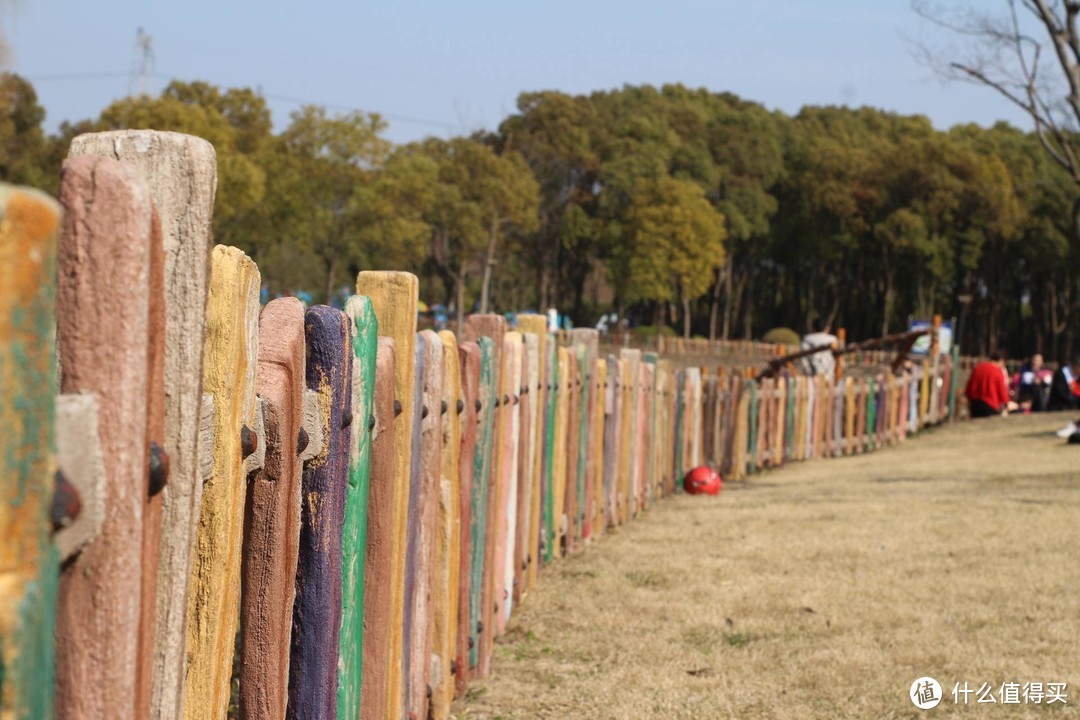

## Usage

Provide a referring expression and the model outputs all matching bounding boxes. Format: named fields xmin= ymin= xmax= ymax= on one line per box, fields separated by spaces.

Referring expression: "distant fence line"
xmin=0 ymin=129 xmax=962 ymax=720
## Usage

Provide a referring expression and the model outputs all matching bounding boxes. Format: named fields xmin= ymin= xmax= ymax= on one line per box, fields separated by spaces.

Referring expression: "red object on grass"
xmin=684 ymin=466 xmax=722 ymax=495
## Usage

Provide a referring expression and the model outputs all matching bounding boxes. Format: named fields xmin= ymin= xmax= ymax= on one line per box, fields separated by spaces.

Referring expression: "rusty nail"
xmin=451 ymin=660 xmax=459 ymax=675
xmin=457 ymin=398 xmax=465 ymax=414
xmin=394 ymin=400 xmax=403 ymax=417
xmin=241 ymin=425 xmax=258 ymax=459
xmin=477 ymin=621 xmax=484 ymax=635
xmin=503 ymin=394 xmax=510 ymax=405
xmin=148 ymin=441 xmax=169 ymax=496
xmin=52 ymin=470 xmax=81 ymax=532
xmin=368 ymin=414 xmax=376 ymax=432
xmin=468 ymin=637 xmax=475 ymax=649
xmin=421 ymin=405 xmax=429 ymax=420
xmin=441 ymin=400 xmax=448 ymax=415
xmin=297 ymin=427 xmax=309 ymax=456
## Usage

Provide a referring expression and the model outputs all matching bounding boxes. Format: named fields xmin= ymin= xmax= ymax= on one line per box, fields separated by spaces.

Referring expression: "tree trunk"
xmin=324 ymin=253 xmax=337 ymax=306
xmin=682 ymin=293 xmax=691 ymax=339
xmin=708 ymin=266 xmax=723 ymax=341
xmin=722 ymin=261 xmax=734 ymax=340
xmin=455 ymin=273 xmax=466 ymax=333
xmin=479 ymin=221 xmax=498 ymax=314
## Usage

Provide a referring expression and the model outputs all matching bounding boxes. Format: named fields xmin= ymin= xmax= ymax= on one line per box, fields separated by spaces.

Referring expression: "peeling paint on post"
xmin=496 ymin=333 xmax=521 ymax=631
xmin=355 ymin=271 xmax=417 ymax=720
xmin=431 ymin=330 xmax=461 ymax=719
xmin=454 ymin=341 xmax=480 ymax=697
xmin=289 ymin=306 xmax=352 ymax=720
xmin=0 ymin=184 xmax=60 ymax=720
xmin=405 ymin=330 xmax=442 ymax=720
xmin=337 ymin=297 xmax=377 ymax=720
xmin=515 ymin=314 xmax=546 ymax=592
xmin=240 ymin=297 xmax=305 ymax=720
xmin=360 ymin=338 xmax=395 ymax=720
xmin=466 ymin=338 xmax=495 ymax=673
xmin=55 ymin=157 xmax=152 ymax=720
xmin=68 ymin=131 xmax=215 ymax=720
xmin=184 ymin=245 xmax=259 ymax=720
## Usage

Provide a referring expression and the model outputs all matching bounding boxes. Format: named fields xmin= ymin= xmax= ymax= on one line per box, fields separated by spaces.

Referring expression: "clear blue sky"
xmin=6 ymin=0 xmax=1031 ymax=144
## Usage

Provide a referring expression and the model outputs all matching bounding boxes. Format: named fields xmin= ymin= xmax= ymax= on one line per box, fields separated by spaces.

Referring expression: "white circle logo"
xmin=910 ymin=677 xmax=943 ymax=709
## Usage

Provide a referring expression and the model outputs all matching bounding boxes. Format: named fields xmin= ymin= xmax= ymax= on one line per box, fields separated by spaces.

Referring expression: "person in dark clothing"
xmin=1047 ymin=358 xmax=1080 ymax=412
xmin=964 ymin=353 xmax=1015 ymax=418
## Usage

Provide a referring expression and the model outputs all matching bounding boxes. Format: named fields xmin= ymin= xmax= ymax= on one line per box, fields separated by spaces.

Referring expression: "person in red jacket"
xmin=965 ymin=353 xmax=1017 ymax=418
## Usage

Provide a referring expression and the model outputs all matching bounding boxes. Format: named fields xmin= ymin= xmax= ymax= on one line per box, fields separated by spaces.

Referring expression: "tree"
xmin=0 ymin=73 xmax=52 ymax=191
xmin=615 ymin=176 xmax=727 ymax=338
xmin=415 ymin=137 xmax=539 ymax=326
xmin=914 ymin=0 xmax=1080 ymax=240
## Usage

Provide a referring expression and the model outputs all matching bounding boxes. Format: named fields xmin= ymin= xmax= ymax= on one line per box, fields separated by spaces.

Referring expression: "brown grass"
xmin=454 ymin=413 xmax=1080 ymax=719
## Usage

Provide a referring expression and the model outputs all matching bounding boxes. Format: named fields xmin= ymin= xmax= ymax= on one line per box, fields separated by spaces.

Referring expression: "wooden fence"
xmin=0 ymin=130 xmax=961 ymax=720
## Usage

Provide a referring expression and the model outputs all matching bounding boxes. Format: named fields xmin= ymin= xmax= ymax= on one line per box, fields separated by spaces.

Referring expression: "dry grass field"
xmin=454 ymin=413 xmax=1080 ymax=719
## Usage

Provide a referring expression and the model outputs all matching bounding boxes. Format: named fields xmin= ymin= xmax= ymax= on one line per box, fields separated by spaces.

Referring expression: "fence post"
xmin=361 ymin=338 xmax=397 ymax=720
xmin=182 ymin=246 xmax=260 ymax=720
xmin=69 ymin=130 xmax=217 ymax=720
xmin=512 ymin=336 xmax=531 ymax=604
xmin=516 ymin=315 xmax=547 ymax=590
xmin=495 ymin=333 xmax=521 ymax=630
xmin=239 ymin=297 xmax=305 ymax=720
xmin=338 ymin=296 xmax=378 ymax=720
xmin=466 ymin=337 xmax=495 ymax=675
xmin=454 ymin=341 xmax=480 ymax=699
xmin=54 ymin=157 xmax=153 ymax=720
xmin=432 ymin=330 xmax=461 ymax=720
xmin=355 ymin=271 xmax=417 ymax=720
xmin=562 ymin=348 xmax=580 ymax=552
xmin=1 ymin=184 xmax=60 ymax=720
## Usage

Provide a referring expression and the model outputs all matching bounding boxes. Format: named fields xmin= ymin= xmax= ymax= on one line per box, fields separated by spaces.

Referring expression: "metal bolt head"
xmin=241 ymin=425 xmax=258 ymax=459
xmin=52 ymin=470 xmax=81 ymax=532
xmin=441 ymin=400 xmax=448 ymax=415
xmin=368 ymin=414 xmax=376 ymax=432
xmin=456 ymin=398 xmax=465 ymax=414
xmin=297 ymin=427 xmax=309 ymax=456
xmin=394 ymin=400 xmax=403 ymax=417
xmin=148 ymin=441 xmax=169 ymax=496
xmin=421 ymin=405 xmax=429 ymax=420
xmin=475 ymin=399 xmax=482 ymax=413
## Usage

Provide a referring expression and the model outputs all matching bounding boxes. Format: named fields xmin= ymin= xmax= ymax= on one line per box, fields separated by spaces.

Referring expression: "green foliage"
xmin=11 ymin=76 xmax=1080 ymax=355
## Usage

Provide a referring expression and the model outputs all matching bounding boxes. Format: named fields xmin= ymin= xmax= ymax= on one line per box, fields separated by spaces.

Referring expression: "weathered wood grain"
xmin=406 ymin=330 xmax=442 ymax=720
xmin=496 ymin=333 xmax=521 ymax=631
xmin=354 ymin=271 xmax=417 ymax=720
xmin=55 ymin=157 xmax=151 ymax=720
xmin=515 ymin=315 xmax=546 ymax=592
xmin=461 ymin=316 xmax=504 ymax=679
xmin=184 ymin=245 xmax=259 ymax=720
xmin=552 ymin=348 xmax=571 ymax=552
xmin=617 ymin=358 xmax=631 ymax=520
xmin=455 ymin=341 xmax=480 ymax=692
xmin=239 ymin=297 xmax=305 ymax=720
xmin=137 ymin=208 xmax=167 ymax=720
xmin=432 ymin=330 xmax=462 ymax=719
xmin=361 ymin=338 xmax=396 ymax=720
xmin=0 ymin=184 xmax=60 ymax=720
xmin=401 ymin=336 xmax=425 ymax=713
xmin=289 ymin=306 xmax=352 ymax=720
xmin=513 ymin=336 xmax=532 ymax=604
xmin=467 ymin=337 xmax=496 ymax=674
xmin=68 ymin=131 xmax=216 ymax=720
xmin=570 ymin=330 xmax=598 ymax=541
xmin=619 ymin=349 xmax=640 ymax=520
xmin=562 ymin=352 xmax=580 ymax=553
xmin=338 ymin=296 xmax=377 ymax=720
xmin=540 ymin=339 xmax=558 ymax=561
xmin=591 ymin=359 xmax=607 ymax=533
xmin=602 ymin=356 xmax=618 ymax=527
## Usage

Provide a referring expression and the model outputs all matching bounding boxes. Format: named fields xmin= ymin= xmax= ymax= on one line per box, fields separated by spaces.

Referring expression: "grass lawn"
xmin=455 ymin=413 xmax=1080 ymax=718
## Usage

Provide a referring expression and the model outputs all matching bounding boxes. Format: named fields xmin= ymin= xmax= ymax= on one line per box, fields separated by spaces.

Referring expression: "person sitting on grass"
xmin=1047 ymin=357 xmax=1080 ymax=412
xmin=964 ymin=352 xmax=1017 ymax=418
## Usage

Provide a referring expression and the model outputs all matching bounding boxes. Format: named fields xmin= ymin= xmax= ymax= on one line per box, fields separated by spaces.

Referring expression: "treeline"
xmin=3 ymin=74 xmax=1077 ymax=358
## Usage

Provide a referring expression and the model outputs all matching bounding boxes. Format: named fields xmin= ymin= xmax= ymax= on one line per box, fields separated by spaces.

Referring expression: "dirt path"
xmin=454 ymin=414 xmax=1080 ymax=719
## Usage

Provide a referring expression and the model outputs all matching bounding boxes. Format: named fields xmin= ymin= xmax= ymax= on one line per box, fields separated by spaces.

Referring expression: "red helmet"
xmin=684 ymin=465 xmax=722 ymax=495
